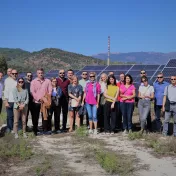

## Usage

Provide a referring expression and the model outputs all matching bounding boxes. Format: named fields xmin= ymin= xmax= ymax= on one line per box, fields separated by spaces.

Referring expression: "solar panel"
xmin=105 ymin=65 xmax=133 ymax=71
xmin=166 ymin=59 xmax=176 ymax=67
xmin=131 ymin=65 xmax=146 ymax=70
xmin=128 ymin=71 xmax=140 ymax=76
xmin=158 ymin=65 xmax=165 ymax=71
xmin=49 ymin=70 xmax=59 ymax=73
xmin=162 ymin=68 xmax=176 ymax=77
xmin=144 ymin=65 xmax=160 ymax=70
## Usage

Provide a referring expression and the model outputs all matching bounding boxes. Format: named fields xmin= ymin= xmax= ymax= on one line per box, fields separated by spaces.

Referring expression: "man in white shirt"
xmin=4 ymin=69 xmax=18 ymax=132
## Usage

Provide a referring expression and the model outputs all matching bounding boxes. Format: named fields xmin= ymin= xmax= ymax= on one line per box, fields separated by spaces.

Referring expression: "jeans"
xmin=155 ymin=104 xmax=162 ymax=132
xmin=48 ymin=104 xmax=60 ymax=131
xmin=138 ymin=99 xmax=151 ymax=129
xmin=58 ymin=96 xmax=68 ymax=130
xmin=120 ymin=102 xmax=134 ymax=130
xmin=86 ymin=103 xmax=97 ymax=122
xmin=0 ymin=98 xmax=2 ymax=114
xmin=104 ymin=101 xmax=117 ymax=132
xmin=6 ymin=102 xmax=14 ymax=131
xmin=163 ymin=104 xmax=176 ymax=136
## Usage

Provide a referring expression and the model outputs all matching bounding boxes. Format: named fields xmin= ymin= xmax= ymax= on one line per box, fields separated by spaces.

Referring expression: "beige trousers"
xmin=13 ymin=106 xmax=28 ymax=133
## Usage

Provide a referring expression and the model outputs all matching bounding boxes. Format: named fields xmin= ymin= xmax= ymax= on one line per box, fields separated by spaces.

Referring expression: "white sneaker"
xmin=123 ymin=129 xmax=128 ymax=135
xmin=23 ymin=133 xmax=28 ymax=138
xmin=11 ymin=130 xmax=15 ymax=134
xmin=88 ymin=129 xmax=93 ymax=134
xmin=94 ymin=129 xmax=98 ymax=135
xmin=14 ymin=133 xmax=19 ymax=139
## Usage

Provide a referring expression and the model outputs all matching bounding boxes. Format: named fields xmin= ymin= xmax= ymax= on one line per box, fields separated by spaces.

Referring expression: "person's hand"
xmin=145 ymin=96 xmax=150 ymax=99
xmin=140 ymin=96 xmax=145 ymax=99
xmin=96 ymin=103 xmax=99 ymax=108
xmin=162 ymin=106 xmax=165 ymax=112
xmin=76 ymin=98 xmax=80 ymax=102
xmin=122 ymin=97 xmax=127 ymax=101
xmin=5 ymin=102 xmax=10 ymax=108
xmin=81 ymin=102 xmax=84 ymax=106
xmin=39 ymin=99 xmax=44 ymax=103
xmin=111 ymin=103 xmax=114 ymax=109
xmin=19 ymin=104 xmax=24 ymax=110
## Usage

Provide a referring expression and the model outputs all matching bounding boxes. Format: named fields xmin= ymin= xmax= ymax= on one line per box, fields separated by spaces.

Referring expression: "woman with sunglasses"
xmin=82 ymin=72 xmax=101 ymax=134
xmin=48 ymin=77 xmax=62 ymax=133
xmin=138 ymin=76 xmax=154 ymax=133
xmin=68 ymin=75 xmax=82 ymax=132
xmin=104 ymin=75 xmax=119 ymax=134
xmin=12 ymin=78 xmax=29 ymax=139
xmin=120 ymin=74 xmax=135 ymax=134
xmin=98 ymin=73 xmax=108 ymax=132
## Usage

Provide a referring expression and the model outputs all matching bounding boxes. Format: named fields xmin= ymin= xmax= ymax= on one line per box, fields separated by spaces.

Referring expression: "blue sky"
xmin=0 ymin=0 xmax=176 ymax=55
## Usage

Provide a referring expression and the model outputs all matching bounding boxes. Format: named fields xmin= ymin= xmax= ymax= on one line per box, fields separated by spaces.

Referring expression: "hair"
xmin=141 ymin=76 xmax=148 ymax=82
xmin=157 ymin=72 xmax=163 ymax=76
xmin=67 ymin=69 xmax=74 ymax=73
xmin=37 ymin=68 xmax=44 ymax=72
xmin=82 ymin=71 xmax=88 ymax=74
xmin=107 ymin=75 xmax=116 ymax=85
xmin=89 ymin=72 xmax=96 ymax=76
xmin=124 ymin=74 xmax=133 ymax=85
xmin=17 ymin=77 xmax=25 ymax=92
xmin=50 ymin=77 xmax=57 ymax=82
xmin=26 ymin=72 xmax=32 ymax=76
xmin=72 ymin=75 xmax=78 ymax=84
xmin=99 ymin=73 xmax=108 ymax=83
xmin=120 ymin=72 xmax=125 ymax=76
xmin=140 ymin=69 xmax=146 ymax=73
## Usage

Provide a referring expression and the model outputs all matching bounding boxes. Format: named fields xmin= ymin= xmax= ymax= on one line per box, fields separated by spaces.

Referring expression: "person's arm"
xmin=48 ymin=80 xmax=52 ymax=95
xmin=111 ymin=87 xmax=119 ymax=109
xmin=4 ymin=82 xmax=10 ymax=107
xmin=126 ymin=89 xmax=136 ymax=100
xmin=96 ymin=94 xmax=100 ymax=108
xmin=162 ymin=95 xmax=166 ymax=112
xmin=81 ymin=92 xmax=86 ymax=106
xmin=24 ymin=90 xmax=29 ymax=105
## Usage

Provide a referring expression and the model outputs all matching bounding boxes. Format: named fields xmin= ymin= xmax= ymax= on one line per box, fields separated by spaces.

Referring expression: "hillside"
xmin=0 ymin=48 xmax=104 ymax=72
xmin=92 ymin=52 xmax=176 ymax=64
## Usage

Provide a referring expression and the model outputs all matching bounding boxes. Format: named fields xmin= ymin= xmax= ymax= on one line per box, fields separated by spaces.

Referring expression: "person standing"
xmin=48 ymin=77 xmax=62 ymax=133
xmin=25 ymin=72 xmax=34 ymax=127
xmin=79 ymin=71 xmax=89 ymax=126
xmin=67 ymin=69 xmax=74 ymax=84
xmin=57 ymin=69 xmax=70 ymax=131
xmin=153 ymin=73 xmax=169 ymax=132
xmin=116 ymin=73 xmax=125 ymax=131
xmin=30 ymin=68 xmax=52 ymax=135
xmin=0 ymin=72 xmax=4 ymax=114
xmin=13 ymin=78 xmax=29 ymax=139
xmin=138 ymin=76 xmax=154 ymax=133
xmin=162 ymin=76 xmax=176 ymax=136
xmin=98 ymin=73 xmax=108 ymax=131
xmin=82 ymin=72 xmax=101 ymax=135
xmin=68 ymin=75 xmax=82 ymax=132
xmin=120 ymin=74 xmax=135 ymax=134
xmin=4 ymin=69 xmax=18 ymax=132
xmin=104 ymin=75 xmax=119 ymax=134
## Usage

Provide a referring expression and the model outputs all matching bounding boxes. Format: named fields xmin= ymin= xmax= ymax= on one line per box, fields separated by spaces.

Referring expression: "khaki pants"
xmin=13 ymin=106 xmax=28 ymax=133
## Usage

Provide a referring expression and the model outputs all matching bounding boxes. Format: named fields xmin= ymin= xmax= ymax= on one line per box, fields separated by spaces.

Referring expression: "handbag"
xmin=71 ymin=99 xmax=78 ymax=107
xmin=165 ymin=86 xmax=170 ymax=112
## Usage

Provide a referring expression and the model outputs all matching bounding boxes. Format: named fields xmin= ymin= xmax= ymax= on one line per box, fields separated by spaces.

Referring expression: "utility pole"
xmin=107 ymin=36 xmax=110 ymax=66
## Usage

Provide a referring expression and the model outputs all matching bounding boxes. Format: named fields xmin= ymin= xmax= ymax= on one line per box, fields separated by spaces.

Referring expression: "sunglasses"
xmin=171 ymin=79 xmax=176 ymax=81
xmin=59 ymin=72 xmax=65 ymax=74
xmin=27 ymin=75 xmax=32 ymax=77
xmin=82 ymin=74 xmax=87 ymax=75
xmin=141 ymin=72 xmax=146 ymax=74
xmin=142 ymin=80 xmax=147 ymax=82
xmin=157 ymin=76 xmax=163 ymax=79
xmin=90 ymin=76 xmax=95 ymax=78
xmin=18 ymin=81 xmax=24 ymax=84
xmin=12 ymin=73 xmax=18 ymax=75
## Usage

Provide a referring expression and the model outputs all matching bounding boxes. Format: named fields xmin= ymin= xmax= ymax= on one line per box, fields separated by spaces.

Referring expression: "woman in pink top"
xmin=120 ymin=74 xmax=135 ymax=134
xmin=82 ymin=72 xmax=101 ymax=135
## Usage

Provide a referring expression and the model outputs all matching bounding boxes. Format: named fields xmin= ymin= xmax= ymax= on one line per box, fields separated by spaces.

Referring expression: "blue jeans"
xmin=6 ymin=102 xmax=14 ymax=131
xmin=86 ymin=103 xmax=97 ymax=122
xmin=120 ymin=102 xmax=134 ymax=130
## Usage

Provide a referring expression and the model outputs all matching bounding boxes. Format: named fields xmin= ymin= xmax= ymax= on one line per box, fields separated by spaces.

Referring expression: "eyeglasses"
xmin=18 ymin=81 xmax=24 ymax=84
xmin=12 ymin=73 xmax=18 ymax=75
xmin=27 ymin=75 xmax=32 ymax=77
xmin=157 ymin=76 xmax=163 ymax=79
xmin=141 ymin=72 xmax=146 ymax=74
xmin=59 ymin=72 xmax=65 ymax=74
xmin=142 ymin=80 xmax=147 ymax=82
xmin=171 ymin=79 xmax=176 ymax=81
xmin=90 ymin=76 xmax=95 ymax=78
xmin=82 ymin=74 xmax=87 ymax=75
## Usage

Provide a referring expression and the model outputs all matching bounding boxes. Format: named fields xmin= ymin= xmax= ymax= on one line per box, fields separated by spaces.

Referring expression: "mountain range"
xmin=92 ymin=52 xmax=176 ymax=64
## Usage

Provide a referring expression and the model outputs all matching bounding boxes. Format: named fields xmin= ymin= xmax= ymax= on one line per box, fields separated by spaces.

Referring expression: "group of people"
xmin=0 ymin=67 xmax=176 ymax=138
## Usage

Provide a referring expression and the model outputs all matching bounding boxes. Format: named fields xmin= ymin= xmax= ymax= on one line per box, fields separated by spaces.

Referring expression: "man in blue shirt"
xmin=153 ymin=73 xmax=169 ymax=132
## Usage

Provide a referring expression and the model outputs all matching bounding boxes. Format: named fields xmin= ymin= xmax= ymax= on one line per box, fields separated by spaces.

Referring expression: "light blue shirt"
xmin=154 ymin=81 xmax=169 ymax=105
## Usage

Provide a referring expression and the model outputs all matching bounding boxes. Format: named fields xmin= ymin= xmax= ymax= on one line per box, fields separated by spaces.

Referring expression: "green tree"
xmin=0 ymin=55 xmax=8 ymax=74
